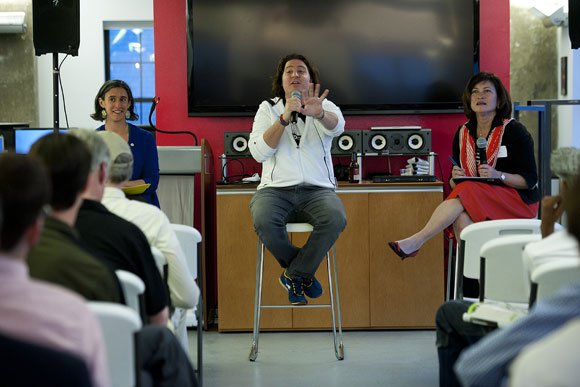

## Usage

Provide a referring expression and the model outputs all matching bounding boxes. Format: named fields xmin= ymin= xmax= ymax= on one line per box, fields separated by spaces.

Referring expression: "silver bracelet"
xmin=316 ymin=110 xmax=325 ymax=120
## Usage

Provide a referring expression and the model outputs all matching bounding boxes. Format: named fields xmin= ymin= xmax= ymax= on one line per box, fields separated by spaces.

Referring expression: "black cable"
xmin=57 ymin=51 xmax=71 ymax=128
xmin=148 ymin=97 xmax=198 ymax=145
xmin=220 ymin=158 xmax=251 ymax=184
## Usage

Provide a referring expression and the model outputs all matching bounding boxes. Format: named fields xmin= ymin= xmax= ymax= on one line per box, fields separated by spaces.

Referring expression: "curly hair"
xmin=271 ymin=53 xmax=320 ymax=99
xmin=461 ymin=72 xmax=512 ymax=121
xmin=90 ymin=79 xmax=139 ymax=122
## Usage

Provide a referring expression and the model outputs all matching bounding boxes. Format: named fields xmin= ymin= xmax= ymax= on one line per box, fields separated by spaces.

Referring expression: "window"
xmin=104 ymin=22 xmax=155 ymax=126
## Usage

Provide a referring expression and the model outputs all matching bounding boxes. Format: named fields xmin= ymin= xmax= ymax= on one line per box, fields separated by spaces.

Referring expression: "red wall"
xmin=153 ymin=0 xmax=509 ymax=228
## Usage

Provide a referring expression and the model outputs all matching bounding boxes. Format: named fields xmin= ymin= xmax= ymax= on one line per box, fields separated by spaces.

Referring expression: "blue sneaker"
xmin=279 ymin=270 xmax=307 ymax=305
xmin=303 ymin=276 xmax=323 ymax=298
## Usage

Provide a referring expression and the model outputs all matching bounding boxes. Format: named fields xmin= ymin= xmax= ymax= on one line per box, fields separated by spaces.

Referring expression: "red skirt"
xmin=446 ymin=181 xmax=539 ymax=223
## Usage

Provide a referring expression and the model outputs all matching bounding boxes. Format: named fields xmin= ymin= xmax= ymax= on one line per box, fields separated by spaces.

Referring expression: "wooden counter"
xmin=217 ymin=181 xmax=444 ymax=331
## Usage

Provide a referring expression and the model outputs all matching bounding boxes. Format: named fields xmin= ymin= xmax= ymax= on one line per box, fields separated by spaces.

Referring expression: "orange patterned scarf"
xmin=459 ymin=118 xmax=511 ymax=176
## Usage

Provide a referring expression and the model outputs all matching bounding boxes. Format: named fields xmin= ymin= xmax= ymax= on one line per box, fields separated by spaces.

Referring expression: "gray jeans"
xmin=250 ymin=185 xmax=347 ymax=279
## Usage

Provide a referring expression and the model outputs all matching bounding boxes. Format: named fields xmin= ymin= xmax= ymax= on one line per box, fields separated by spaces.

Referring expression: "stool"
xmin=249 ymin=223 xmax=344 ymax=361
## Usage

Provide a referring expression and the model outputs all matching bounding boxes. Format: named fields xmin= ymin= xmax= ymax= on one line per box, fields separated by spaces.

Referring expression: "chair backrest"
xmin=87 ymin=302 xmax=142 ymax=387
xmin=530 ymin=260 xmax=580 ymax=304
xmin=460 ymin=219 xmax=543 ymax=280
xmin=479 ymin=234 xmax=542 ymax=303
xmin=115 ymin=270 xmax=146 ymax=316
xmin=151 ymin=246 xmax=167 ymax=279
xmin=170 ymin=223 xmax=201 ymax=280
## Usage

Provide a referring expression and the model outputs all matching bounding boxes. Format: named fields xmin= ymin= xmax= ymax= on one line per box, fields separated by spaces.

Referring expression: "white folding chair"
xmin=169 ymin=223 xmax=203 ymax=384
xmin=115 ymin=270 xmax=146 ymax=319
xmin=530 ymin=260 xmax=580 ymax=306
xmin=462 ymin=234 xmax=541 ymax=328
xmin=169 ymin=224 xmax=200 ymax=326
xmin=170 ymin=223 xmax=200 ymax=281
xmin=454 ymin=219 xmax=544 ymax=300
xmin=479 ymin=234 xmax=542 ymax=303
xmin=87 ymin=302 xmax=142 ymax=387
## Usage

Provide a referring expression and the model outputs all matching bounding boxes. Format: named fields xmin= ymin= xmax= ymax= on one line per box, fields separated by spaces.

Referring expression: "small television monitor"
xmin=14 ymin=128 xmax=68 ymax=154
xmin=0 ymin=135 xmax=4 ymax=153
xmin=0 ymin=122 xmax=29 ymax=151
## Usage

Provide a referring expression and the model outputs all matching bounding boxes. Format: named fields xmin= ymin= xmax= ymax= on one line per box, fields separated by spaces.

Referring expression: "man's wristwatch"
xmin=500 ymin=172 xmax=506 ymax=182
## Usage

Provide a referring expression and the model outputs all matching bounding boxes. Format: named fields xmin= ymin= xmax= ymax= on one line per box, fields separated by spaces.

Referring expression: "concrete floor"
xmin=188 ymin=329 xmax=438 ymax=387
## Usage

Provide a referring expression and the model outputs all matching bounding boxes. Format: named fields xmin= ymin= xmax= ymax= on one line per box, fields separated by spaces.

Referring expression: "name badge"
xmin=498 ymin=146 xmax=508 ymax=158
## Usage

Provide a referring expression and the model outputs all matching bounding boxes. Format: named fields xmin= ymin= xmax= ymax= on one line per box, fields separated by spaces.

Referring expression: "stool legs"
xmin=249 ymin=242 xmax=265 ymax=361
xmin=328 ymin=245 xmax=344 ymax=360
xmin=249 ymin=239 xmax=344 ymax=361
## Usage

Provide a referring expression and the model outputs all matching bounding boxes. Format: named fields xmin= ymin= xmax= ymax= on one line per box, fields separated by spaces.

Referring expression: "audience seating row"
xmin=448 ymin=218 xmax=578 ymax=328
xmin=103 ymin=223 xmax=203 ymax=387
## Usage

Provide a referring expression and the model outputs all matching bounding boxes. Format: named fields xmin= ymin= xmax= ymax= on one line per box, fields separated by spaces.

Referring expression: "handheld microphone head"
xmin=476 ymin=137 xmax=487 ymax=165
xmin=290 ymin=90 xmax=302 ymax=123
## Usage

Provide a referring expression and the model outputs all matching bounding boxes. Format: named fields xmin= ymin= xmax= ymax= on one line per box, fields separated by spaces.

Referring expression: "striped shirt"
xmin=455 ymin=281 xmax=580 ymax=387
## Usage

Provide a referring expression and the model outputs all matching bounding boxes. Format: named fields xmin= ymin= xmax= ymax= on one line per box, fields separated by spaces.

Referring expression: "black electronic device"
xmin=32 ymin=0 xmax=80 ymax=56
xmin=362 ymin=129 xmax=431 ymax=155
xmin=331 ymin=130 xmax=363 ymax=156
xmin=224 ymin=131 xmax=252 ymax=158
xmin=187 ymin=0 xmax=478 ymax=116
xmin=570 ymin=0 xmax=580 ymax=49
xmin=373 ymin=175 xmax=437 ymax=183
xmin=0 ymin=123 xmax=29 ymax=151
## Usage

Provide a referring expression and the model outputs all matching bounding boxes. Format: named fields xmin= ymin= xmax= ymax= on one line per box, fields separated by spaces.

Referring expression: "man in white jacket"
xmin=249 ymin=53 xmax=347 ymax=305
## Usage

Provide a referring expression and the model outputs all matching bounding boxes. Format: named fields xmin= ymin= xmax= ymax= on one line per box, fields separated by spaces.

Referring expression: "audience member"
xmin=508 ymin=317 xmax=580 ymax=387
xmin=27 ymin=133 xmax=122 ymax=302
xmin=0 ymin=153 xmax=109 ymax=387
xmin=71 ymin=128 xmax=170 ymax=326
xmin=98 ymin=130 xmax=199 ymax=337
xmin=0 ymin=333 xmax=93 ymax=387
xmin=436 ymin=148 xmax=580 ymax=387
xmin=522 ymin=147 xmax=580 ymax=275
xmin=453 ymin=166 xmax=580 ymax=386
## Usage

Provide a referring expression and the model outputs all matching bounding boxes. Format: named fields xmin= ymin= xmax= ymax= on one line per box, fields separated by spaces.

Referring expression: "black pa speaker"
xmin=32 ymin=0 xmax=80 ymax=56
xmin=571 ymin=0 xmax=580 ymax=49
xmin=362 ymin=129 xmax=431 ymax=155
xmin=331 ymin=130 xmax=363 ymax=156
xmin=224 ymin=131 xmax=252 ymax=158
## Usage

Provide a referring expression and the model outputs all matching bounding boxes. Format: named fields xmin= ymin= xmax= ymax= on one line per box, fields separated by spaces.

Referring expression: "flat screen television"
xmin=186 ymin=0 xmax=478 ymax=116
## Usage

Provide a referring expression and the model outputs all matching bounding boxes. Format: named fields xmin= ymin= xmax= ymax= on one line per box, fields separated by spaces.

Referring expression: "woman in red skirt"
xmin=389 ymin=72 xmax=540 ymax=259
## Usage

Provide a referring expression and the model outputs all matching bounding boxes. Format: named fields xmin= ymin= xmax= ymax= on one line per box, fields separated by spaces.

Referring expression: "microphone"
xmin=476 ymin=137 xmax=487 ymax=165
xmin=290 ymin=90 xmax=302 ymax=123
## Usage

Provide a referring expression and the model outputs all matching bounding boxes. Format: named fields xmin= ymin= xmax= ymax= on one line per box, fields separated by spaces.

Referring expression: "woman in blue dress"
xmin=91 ymin=80 xmax=160 ymax=207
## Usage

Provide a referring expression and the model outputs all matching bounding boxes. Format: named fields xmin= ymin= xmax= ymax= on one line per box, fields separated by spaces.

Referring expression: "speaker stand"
xmin=52 ymin=52 xmax=59 ymax=132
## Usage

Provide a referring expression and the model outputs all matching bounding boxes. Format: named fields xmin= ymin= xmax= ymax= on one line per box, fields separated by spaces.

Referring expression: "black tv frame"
xmin=186 ymin=0 xmax=479 ymax=117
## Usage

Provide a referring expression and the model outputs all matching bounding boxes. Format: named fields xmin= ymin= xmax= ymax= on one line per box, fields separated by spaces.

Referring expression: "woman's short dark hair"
xmin=461 ymin=72 xmax=512 ymax=121
xmin=90 ymin=79 xmax=139 ymax=122
xmin=271 ymin=53 xmax=320 ymax=99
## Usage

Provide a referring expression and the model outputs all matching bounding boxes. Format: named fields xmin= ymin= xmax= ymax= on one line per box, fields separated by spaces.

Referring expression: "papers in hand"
xmin=121 ymin=183 xmax=151 ymax=195
xmin=453 ymin=176 xmax=502 ymax=185
xmin=463 ymin=301 xmax=528 ymax=328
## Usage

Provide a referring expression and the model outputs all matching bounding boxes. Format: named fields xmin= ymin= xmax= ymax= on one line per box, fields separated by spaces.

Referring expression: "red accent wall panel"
xmin=153 ymin=0 xmax=509 ymax=223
